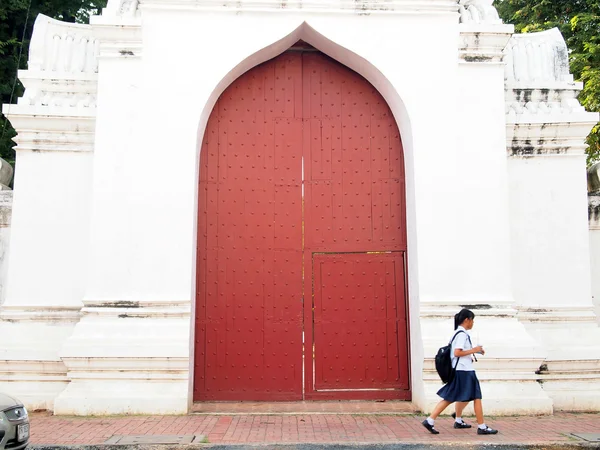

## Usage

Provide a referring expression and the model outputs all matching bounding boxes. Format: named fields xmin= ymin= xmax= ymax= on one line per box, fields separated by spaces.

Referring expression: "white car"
xmin=0 ymin=394 xmax=29 ymax=450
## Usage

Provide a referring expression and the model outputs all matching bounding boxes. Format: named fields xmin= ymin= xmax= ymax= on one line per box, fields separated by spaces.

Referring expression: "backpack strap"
xmin=450 ymin=330 xmax=477 ymax=367
xmin=449 ymin=330 xmax=466 ymax=370
xmin=448 ymin=330 xmax=465 ymax=345
xmin=466 ymin=333 xmax=478 ymax=362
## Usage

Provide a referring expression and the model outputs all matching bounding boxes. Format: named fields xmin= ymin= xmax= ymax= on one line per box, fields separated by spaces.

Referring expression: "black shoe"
xmin=451 ymin=412 xmax=456 ymax=419
xmin=422 ymin=420 xmax=440 ymax=434
xmin=477 ymin=427 xmax=499 ymax=435
xmin=454 ymin=421 xmax=472 ymax=429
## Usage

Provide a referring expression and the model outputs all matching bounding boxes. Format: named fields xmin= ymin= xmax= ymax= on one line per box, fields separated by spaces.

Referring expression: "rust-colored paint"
xmin=195 ymin=49 xmax=409 ymax=402
xmin=309 ymin=252 xmax=409 ymax=398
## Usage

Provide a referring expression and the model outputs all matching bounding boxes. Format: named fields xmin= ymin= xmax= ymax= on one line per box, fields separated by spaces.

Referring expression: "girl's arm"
xmin=454 ymin=346 xmax=484 ymax=357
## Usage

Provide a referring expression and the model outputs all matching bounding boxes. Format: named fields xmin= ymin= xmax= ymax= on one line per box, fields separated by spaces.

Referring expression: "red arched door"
xmin=194 ymin=47 xmax=409 ymax=402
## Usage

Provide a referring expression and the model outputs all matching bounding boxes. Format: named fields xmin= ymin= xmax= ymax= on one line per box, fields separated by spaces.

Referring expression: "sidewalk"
xmin=26 ymin=405 xmax=600 ymax=448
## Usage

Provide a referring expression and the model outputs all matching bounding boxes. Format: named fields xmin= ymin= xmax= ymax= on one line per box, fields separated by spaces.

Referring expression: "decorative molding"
xmin=2 ymin=15 xmax=99 ymax=154
xmin=505 ymin=84 xmax=586 ymax=118
xmin=506 ymin=119 xmax=598 ymax=157
xmin=17 ymin=71 xmax=97 ymax=109
xmin=458 ymin=24 xmax=514 ymax=64
xmin=505 ymin=28 xmax=572 ymax=84
xmin=2 ymin=113 xmax=96 ymax=153
xmin=423 ymin=357 xmax=545 ymax=382
xmin=419 ymin=300 xmax=518 ymax=318
xmin=92 ymin=4 xmax=143 ymax=59
xmin=104 ymin=0 xmax=140 ymax=16
xmin=458 ymin=0 xmax=501 ymax=25
xmin=28 ymin=15 xmax=98 ymax=74
xmin=0 ymin=360 xmax=68 ymax=384
xmin=140 ymin=0 xmax=460 ymax=14
xmin=62 ymin=357 xmax=189 ymax=381
xmin=0 ymin=305 xmax=82 ymax=323
xmin=81 ymin=300 xmax=191 ymax=318
xmin=504 ymin=28 xmax=600 ymax=157
xmin=517 ymin=306 xmax=599 ymax=323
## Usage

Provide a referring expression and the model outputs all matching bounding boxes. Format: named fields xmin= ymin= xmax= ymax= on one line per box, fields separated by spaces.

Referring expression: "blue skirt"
xmin=437 ymin=370 xmax=482 ymax=402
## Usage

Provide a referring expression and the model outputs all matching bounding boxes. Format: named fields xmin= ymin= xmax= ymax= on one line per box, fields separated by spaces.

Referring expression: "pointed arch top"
xmin=196 ymin=21 xmax=414 ymax=163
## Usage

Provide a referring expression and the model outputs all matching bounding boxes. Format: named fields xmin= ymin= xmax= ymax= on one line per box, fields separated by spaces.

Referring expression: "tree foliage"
xmin=497 ymin=0 xmax=600 ymax=164
xmin=0 ymin=0 xmax=107 ymax=167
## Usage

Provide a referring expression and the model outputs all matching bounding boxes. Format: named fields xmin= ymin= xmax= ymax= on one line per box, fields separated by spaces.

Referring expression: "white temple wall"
xmin=504 ymin=28 xmax=600 ymax=410
xmin=0 ymin=150 xmax=92 ymax=410
xmin=509 ymin=156 xmax=592 ymax=310
xmin=76 ymin=8 xmax=464 ymax=415
xmin=4 ymin=151 xmax=93 ymax=310
xmin=2 ymin=0 xmax=600 ymax=415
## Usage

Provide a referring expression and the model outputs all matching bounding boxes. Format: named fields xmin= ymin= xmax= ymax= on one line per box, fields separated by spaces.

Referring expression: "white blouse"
xmin=450 ymin=326 xmax=475 ymax=372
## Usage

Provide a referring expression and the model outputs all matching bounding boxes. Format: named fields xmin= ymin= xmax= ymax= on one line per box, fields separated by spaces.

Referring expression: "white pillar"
xmin=0 ymin=15 xmax=96 ymax=410
xmin=53 ymin=8 xmax=191 ymax=415
xmin=506 ymin=29 xmax=600 ymax=411
xmin=418 ymin=23 xmax=553 ymax=415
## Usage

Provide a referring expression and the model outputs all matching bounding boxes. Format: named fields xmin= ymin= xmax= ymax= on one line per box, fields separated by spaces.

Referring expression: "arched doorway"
xmin=194 ymin=43 xmax=409 ymax=402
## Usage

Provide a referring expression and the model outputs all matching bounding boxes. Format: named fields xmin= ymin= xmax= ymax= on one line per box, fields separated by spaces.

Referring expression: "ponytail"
xmin=454 ymin=308 xmax=475 ymax=330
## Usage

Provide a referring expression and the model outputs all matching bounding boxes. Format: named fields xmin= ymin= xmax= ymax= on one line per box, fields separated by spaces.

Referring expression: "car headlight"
xmin=4 ymin=407 xmax=27 ymax=421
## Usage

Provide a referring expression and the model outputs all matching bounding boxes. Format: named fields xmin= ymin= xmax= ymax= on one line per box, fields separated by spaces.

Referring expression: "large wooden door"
xmin=194 ymin=48 xmax=409 ymax=402
xmin=302 ymin=52 xmax=409 ymax=399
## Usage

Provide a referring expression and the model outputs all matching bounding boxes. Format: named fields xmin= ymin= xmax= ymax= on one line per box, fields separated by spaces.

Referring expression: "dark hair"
xmin=454 ymin=308 xmax=475 ymax=330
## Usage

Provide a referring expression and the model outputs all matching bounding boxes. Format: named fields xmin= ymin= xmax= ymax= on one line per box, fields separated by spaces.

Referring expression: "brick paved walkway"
xmin=28 ymin=410 xmax=600 ymax=446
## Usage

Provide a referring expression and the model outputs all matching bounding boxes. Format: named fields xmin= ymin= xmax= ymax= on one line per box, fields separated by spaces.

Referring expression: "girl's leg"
xmin=455 ymin=401 xmax=468 ymax=418
xmin=423 ymin=400 xmax=453 ymax=434
xmin=473 ymin=399 xmax=484 ymax=424
xmin=430 ymin=400 xmax=452 ymax=419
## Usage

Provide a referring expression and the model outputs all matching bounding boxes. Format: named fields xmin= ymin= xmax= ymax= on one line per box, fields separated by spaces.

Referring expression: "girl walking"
xmin=421 ymin=308 xmax=498 ymax=435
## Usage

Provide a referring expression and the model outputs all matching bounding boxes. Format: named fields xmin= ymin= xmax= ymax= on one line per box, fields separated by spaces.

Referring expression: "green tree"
xmin=0 ymin=0 xmax=107 ymax=167
xmin=497 ymin=0 xmax=600 ymax=164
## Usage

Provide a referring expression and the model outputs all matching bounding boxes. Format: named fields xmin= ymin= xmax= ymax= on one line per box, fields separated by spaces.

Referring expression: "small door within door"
xmin=308 ymin=252 xmax=410 ymax=399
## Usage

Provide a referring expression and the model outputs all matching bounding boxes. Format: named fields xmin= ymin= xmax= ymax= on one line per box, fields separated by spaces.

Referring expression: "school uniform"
xmin=436 ymin=326 xmax=482 ymax=402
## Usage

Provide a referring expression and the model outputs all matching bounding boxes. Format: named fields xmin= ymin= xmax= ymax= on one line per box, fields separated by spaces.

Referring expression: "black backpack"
xmin=435 ymin=330 xmax=466 ymax=384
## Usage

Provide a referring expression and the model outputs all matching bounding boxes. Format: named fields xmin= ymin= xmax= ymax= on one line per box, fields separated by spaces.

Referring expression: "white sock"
xmin=478 ymin=423 xmax=487 ymax=430
xmin=455 ymin=416 xmax=464 ymax=423
xmin=426 ymin=417 xmax=434 ymax=426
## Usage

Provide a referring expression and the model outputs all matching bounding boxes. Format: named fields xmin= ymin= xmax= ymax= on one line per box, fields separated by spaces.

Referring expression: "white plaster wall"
xmin=448 ymin=63 xmax=513 ymax=306
xmin=415 ymin=59 xmax=554 ymax=415
xmin=3 ymin=150 xmax=93 ymax=309
xmin=0 ymin=151 xmax=91 ymax=410
xmin=2 ymin=2 xmax=599 ymax=414
xmin=83 ymin=7 xmax=464 ymax=409
xmin=508 ymin=158 xmax=600 ymax=411
xmin=509 ymin=156 xmax=592 ymax=308
xmin=83 ymin=55 xmax=147 ymax=302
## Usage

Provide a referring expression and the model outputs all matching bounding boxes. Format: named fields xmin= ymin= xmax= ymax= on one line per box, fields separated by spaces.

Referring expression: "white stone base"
xmin=519 ymin=307 xmax=600 ymax=411
xmin=53 ymin=300 xmax=191 ymax=415
xmin=541 ymin=378 xmax=600 ymax=412
xmin=0 ymin=360 xmax=68 ymax=412
xmin=420 ymin=379 xmax=554 ymax=416
xmin=54 ymin=379 xmax=188 ymax=416
xmin=417 ymin=303 xmax=554 ymax=415
xmin=0 ymin=306 xmax=80 ymax=411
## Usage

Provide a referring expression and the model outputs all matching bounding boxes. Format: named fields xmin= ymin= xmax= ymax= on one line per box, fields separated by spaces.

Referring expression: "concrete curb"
xmin=28 ymin=443 xmax=597 ymax=450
